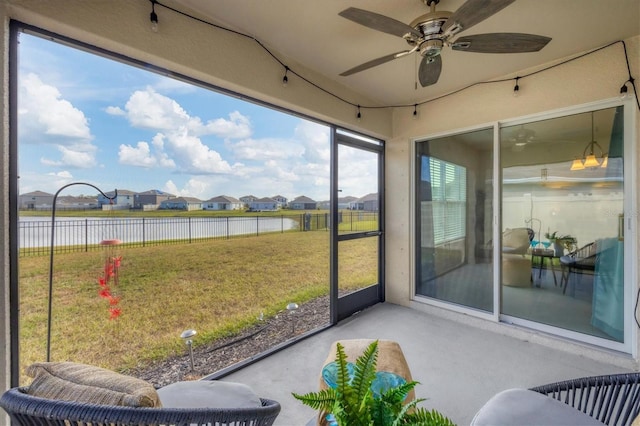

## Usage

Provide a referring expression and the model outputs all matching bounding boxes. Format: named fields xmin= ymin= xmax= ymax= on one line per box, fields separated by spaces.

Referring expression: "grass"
xmin=19 ymin=231 xmax=377 ymax=384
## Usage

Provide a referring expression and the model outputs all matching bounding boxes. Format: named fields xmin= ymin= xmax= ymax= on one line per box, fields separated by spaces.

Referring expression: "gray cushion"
xmin=26 ymin=362 xmax=161 ymax=407
xmin=157 ymin=380 xmax=262 ymax=409
xmin=471 ymin=388 xmax=603 ymax=426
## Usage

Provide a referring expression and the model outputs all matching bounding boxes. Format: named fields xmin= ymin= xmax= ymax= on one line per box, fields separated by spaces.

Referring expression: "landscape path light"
xmin=180 ymin=329 xmax=197 ymax=372
xmin=287 ymin=302 xmax=299 ymax=334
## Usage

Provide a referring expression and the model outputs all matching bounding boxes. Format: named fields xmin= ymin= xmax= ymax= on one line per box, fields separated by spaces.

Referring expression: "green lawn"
xmin=18 ymin=231 xmax=377 ymax=383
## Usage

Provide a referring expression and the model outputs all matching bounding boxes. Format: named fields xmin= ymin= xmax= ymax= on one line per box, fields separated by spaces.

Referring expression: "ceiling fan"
xmin=338 ymin=0 xmax=551 ymax=87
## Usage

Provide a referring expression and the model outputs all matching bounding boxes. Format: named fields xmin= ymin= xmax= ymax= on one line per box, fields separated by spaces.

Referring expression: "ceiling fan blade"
xmin=452 ymin=33 xmax=551 ymax=53
xmin=340 ymin=51 xmax=413 ymax=76
xmin=418 ymin=55 xmax=442 ymax=87
xmin=442 ymin=0 xmax=516 ymax=35
xmin=339 ymin=7 xmax=422 ymax=39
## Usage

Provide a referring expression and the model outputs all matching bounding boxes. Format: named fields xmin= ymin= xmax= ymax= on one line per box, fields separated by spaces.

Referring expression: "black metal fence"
xmin=19 ymin=211 xmax=379 ymax=256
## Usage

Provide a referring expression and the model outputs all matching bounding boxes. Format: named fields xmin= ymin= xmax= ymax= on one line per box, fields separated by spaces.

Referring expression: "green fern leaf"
xmin=352 ymin=340 xmax=379 ymax=405
xmin=380 ymin=381 xmax=419 ymax=405
xmin=291 ymin=388 xmax=337 ymax=411
xmin=402 ymin=407 xmax=456 ymax=425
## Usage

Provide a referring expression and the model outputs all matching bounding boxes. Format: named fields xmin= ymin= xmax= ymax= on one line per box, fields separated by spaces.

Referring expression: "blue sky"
xmin=16 ymin=32 xmax=380 ymax=202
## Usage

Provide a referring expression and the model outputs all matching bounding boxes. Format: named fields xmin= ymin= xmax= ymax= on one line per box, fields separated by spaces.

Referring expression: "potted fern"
xmin=292 ymin=340 xmax=455 ymax=426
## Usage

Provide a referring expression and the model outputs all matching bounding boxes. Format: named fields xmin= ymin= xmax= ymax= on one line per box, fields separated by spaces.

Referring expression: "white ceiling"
xmin=172 ymin=0 xmax=640 ymax=107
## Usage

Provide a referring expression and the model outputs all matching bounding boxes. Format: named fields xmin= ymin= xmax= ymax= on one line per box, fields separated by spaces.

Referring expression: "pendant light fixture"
xmin=570 ymin=111 xmax=607 ymax=171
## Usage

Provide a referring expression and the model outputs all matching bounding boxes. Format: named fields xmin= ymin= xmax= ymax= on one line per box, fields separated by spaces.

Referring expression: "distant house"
xmin=98 ymin=189 xmax=136 ymax=210
xmin=339 ymin=196 xmax=358 ymax=210
xmin=159 ymin=196 xmax=202 ymax=211
xmin=203 ymin=195 xmax=243 ymax=211
xmin=290 ymin=195 xmax=317 ymax=210
xmin=317 ymin=196 xmax=357 ymax=210
xmin=239 ymin=195 xmax=258 ymax=208
xmin=57 ymin=195 xmax=98 ymax=210
xmin=134 ymin=189 xmax=175 ymax=209
xmin=19 ymin=191 xmax=54 ymax=210
xmin=350 ymin=193 xmax=378 ymax=211
xmin=249 ymin=197 xmax=278 ymax=211
xmin=271 ymin=195 xmax=288 ymax=208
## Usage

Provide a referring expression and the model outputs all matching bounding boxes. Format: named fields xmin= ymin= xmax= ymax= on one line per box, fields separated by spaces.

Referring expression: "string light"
xmin=620 ymin=77 xmax=634 ymax=100
xmin=356 ymin=105 xmax=361 ymax=121
xmin=150 ymin=0 xmax=159 ymax=32
xmin=413 ymin=104 xmax=418 ymax=119
xmin=140 ymin=4 xmax=639 ymax=116
xmin=282 ymin=66 xmax=289 ymax=87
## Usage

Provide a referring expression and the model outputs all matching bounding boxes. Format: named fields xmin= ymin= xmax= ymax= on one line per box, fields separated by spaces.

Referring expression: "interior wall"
xmin=385 ymin=35 xmax=640 ymax=358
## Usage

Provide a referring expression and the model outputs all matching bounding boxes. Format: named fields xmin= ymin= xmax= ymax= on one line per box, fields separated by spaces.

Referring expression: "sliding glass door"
xmin=415 ymin=128 xmax=494 ymax=313
xmin=501 ymin=106 xmax=626 ymax=344
xmin=415 ymin=101 xmax=633 ymax=352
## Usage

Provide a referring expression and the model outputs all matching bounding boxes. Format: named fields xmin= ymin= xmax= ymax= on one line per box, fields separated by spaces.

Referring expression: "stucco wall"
xmin=386 ymin=36 xmax=640 ymax=305
xmin=384 ymin=35 xmax=640 ymax=364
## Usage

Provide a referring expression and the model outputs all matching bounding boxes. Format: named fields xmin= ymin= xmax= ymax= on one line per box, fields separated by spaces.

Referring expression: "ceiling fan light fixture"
xmin=419 ymin=39 xmax=443 ymax=58
xmin=337 ymin=1 xmax=550 ymax=88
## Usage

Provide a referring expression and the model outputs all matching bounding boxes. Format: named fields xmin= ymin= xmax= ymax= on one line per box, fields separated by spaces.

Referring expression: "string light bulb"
xmin=282 ymin=66 xmax=289 ymax=87
xmin=513 ymin=77 xmax=520 ymax=97
xmin=356 ymin=105 xmax=361 ymax=122
xmin=620 ymin=83 xmax=628 ymax=99
xmin=620 ymin=77 xmax=635 ymax=100
xmin=413 ymin=104 xmax=418 ymax=119
xmin=150 ymin=0 xmax=159 ymax=32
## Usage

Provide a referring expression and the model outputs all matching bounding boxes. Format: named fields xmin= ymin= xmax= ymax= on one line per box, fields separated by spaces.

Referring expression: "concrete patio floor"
xmin=222 ymin=302 xmax=636 ymax=425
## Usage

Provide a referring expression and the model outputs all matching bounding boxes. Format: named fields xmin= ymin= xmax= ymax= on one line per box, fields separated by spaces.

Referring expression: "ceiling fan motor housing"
xmin=409 ymin=10 xmax=452 ymax=58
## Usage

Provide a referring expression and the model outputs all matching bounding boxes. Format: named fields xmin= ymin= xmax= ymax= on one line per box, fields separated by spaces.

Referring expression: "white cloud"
xmin=58 ymin=146 xmax=97 ymax=168
xmin=19 ymin=73 xmax=97 ymax=168
xmin=110 ymin=88 xmax=251 ymax=174
xmin=229 ymin=137 xmax=304 ymax=160
xmin=296 ymin=121 xmax=330 ymax=163
xmin=19 ymin=170 xmax=74 ymax=195
xmin=105 ymin=106 xmax=125 ymax=116
xmin=163 ymin=178 xmax=211 ymax=199
xmin=113 ymin=87 xmax=251 ymax=139
xmin=118 ymin=141 xmax=157 ymax=167
xmin=199 ymin=110 xmax=252 ymax=139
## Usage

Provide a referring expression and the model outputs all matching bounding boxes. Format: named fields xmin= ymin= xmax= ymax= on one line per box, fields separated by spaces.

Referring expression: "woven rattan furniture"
xmin=529 ymin=372 xmax=640 ymax=425
xmin=0 ymin=386 xmax=281 ymax=426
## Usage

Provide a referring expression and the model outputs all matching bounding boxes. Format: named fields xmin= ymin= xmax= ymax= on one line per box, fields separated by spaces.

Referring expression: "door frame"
xmin=330 ymin=128 xmax=385 ymax=323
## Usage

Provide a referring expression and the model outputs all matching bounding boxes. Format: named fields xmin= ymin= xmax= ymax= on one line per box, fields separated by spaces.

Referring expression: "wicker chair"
xmin=529 ymin=372 xmax=640 ymax=425
xmin=0 ymin=387 xmax=281 ymax=426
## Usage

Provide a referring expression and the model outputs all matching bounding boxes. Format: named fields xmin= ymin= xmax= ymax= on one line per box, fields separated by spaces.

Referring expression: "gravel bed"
xmin=130 ymin=296 xmax=330 ymax=388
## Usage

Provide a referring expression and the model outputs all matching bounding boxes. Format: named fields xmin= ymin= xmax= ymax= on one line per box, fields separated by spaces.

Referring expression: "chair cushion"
xmin=502 ymin=228 xmax=531 ymax=255
xmin=157 ymin=380 xmax=262 ymax=409
xmin=25 ymin=362 xmax=161 ymax=407
xmin=471 ymin=388 xmax=603 ymax=425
